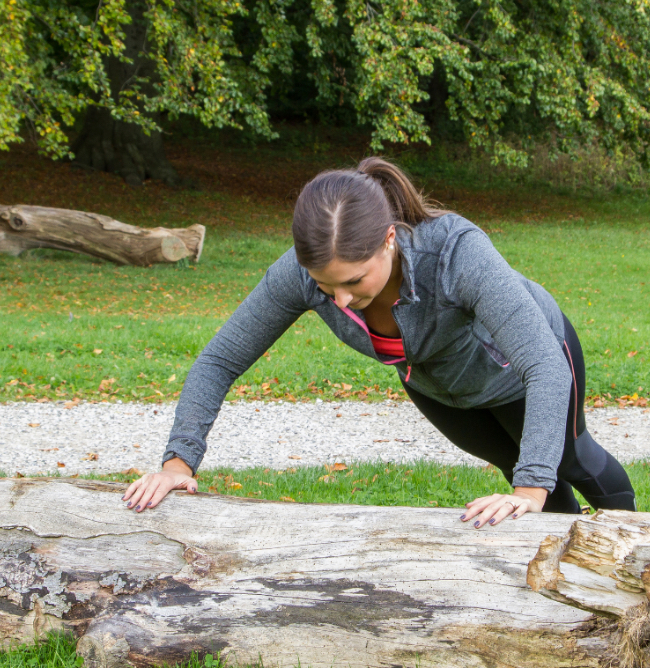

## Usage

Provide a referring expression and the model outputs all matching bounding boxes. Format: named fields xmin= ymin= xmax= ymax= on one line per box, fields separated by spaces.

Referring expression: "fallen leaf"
xmin=371 ymin=474 xmax=379 ymax=483
xmin=28 ymin=423 xmax=40 ymax=428
xmin=341 ymin=383 xmax=352 ymax=391
xmin=332 ymin=462 xmax=347 ymax=471
xmin=98 ymin=378 xmax=116 ymax=392
xmin=288 ymin=455 xmax=301 ymax=460
xmin=57 ymin=462 xmax=66 ymax=468
xmin=608 ymin=417 xmax=619 ymax=425
xmin=133 ymin=444 xmax=141 ymax=448
xmin=318 ymin=474 xmax=335 ymax=483
xmin=93 ymin=349 xmax=103 ymax=355
xmin=628 ymin=351 xmax=638 ymax=358
xmin=7 ymin=379 xmax=19 ymax=386
xmin=121 ymin=467 xmax=144 ymax=476
xmin=336 ymin=413 xmax=342 ymax=418
xmin=226 ymin=481 xmax=243 ymax=490
xmin=82 ymin=453 xmax=99 ymax=461
xmin=259 ymin=481 xmax=274 ymax=487
xmin=114 ymin=325 xmax=124 ymax=329
xmin=280 ymin=496 xmax=296 ymax=502
xmin=373 ymin=438 xmax=389 ymax=443
xmin=167 ymin=374 xmax=176 ymax=383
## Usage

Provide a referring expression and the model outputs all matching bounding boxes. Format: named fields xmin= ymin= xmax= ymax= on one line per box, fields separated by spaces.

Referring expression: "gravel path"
xmin=1 ymin=400 xmax=649 ymax=476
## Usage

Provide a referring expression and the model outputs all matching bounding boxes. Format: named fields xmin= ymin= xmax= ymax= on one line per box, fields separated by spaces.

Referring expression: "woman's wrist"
xmin=513 ymin=486 xmax=548 ymax=511
xmin=163 ymin=457 xmax=193 ymax=477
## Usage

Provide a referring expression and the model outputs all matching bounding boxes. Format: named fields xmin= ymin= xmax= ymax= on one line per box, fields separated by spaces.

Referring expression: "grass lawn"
xmin=1 ymin=136 xmax=649 ymax=405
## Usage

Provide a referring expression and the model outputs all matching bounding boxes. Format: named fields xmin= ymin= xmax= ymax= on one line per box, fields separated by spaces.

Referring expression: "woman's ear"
xmin=385 ymin=225 xmax=396 ymax=250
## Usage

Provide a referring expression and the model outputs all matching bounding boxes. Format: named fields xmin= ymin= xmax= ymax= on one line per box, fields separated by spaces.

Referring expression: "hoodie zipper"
xmin=331 ymin=298 xmax=413 ymax=382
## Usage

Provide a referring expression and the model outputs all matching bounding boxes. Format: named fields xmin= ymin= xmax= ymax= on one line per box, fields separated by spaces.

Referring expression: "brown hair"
xmin=292 ymin=156 xmax=449 ymax=269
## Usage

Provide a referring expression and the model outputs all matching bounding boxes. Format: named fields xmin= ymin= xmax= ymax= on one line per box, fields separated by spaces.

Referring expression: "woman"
xmin=123 ymin=157 xmax=636 ymax=527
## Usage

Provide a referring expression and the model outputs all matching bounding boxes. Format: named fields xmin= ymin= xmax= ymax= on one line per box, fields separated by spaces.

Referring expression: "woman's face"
xmin=307 ymin=228 xmax=397 ymax=310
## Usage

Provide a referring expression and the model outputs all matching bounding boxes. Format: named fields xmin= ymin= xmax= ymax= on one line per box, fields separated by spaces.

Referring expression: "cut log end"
xmin=160 ymin=235 xmax=190 ymax=263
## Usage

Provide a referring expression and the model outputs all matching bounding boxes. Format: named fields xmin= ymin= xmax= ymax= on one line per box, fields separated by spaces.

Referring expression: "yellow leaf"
xmin=227 ymin=482 xmax=243 ymax=490
xmin=93 ymin=349 xmax=103 ymax=355
xmin=167 ymin=374 xmax=176 ymax=383
xmin=28 ymin=423 xmax=40 ymax=428
xmin=332 ymin=462 xmax=347 ymax=471
xmin=280 ymin=496 xmax=296 ymax=502
xmin=341 ymin=383 xmax=352 ymax=391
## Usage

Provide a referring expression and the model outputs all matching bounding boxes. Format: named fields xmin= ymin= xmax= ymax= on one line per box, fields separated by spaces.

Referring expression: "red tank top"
xmin=369 ymin=331 xmax=405 ymax=358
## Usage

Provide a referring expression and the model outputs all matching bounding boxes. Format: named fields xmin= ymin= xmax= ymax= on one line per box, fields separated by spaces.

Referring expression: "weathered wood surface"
xmin=0 ymin=205 xmax=205 ymax=265
xmin=0 ymin=478 xmax=647 ymax=668
xmin=528 ymin=509 xmax=650 ymax=617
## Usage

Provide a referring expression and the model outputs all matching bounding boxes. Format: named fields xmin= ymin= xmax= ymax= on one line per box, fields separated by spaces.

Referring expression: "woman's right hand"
xmin=122 ymin=457 xmax=197 ymax=512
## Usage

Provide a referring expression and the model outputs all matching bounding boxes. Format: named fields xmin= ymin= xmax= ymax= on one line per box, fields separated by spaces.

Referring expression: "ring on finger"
xmin=504 ymin=500 xmax=518 ymax=511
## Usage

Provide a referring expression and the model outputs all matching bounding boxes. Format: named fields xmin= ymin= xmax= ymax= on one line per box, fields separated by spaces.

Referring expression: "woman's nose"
xmin=333 ymin=288 xmax=353 ymax=308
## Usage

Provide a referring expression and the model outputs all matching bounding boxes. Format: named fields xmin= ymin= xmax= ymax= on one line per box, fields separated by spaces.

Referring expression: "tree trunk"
xmin=2 ymin=478 xmax=650 ymax=668
xmin=71 ymin=2 xmax=179 ymax=187
xmin=0 ymin=205 xmax=205 ymax=266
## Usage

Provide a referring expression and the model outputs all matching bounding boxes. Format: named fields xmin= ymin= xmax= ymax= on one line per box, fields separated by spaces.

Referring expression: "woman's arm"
xmin=444 ymin=227 xmax=572 ymax=525
xmin=126 ymin=247 xmax=311 ymax=511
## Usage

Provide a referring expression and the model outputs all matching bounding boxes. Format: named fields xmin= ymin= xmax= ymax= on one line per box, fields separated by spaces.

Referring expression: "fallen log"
xmin=0 ymin=205 xmax=205 ymax=266
xmin=1 ymin=477 xmax=649 ymax=668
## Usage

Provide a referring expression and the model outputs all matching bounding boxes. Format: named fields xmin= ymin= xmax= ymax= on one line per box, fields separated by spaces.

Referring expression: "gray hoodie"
xmin=163 ymin=214 xmax=571 ymax=492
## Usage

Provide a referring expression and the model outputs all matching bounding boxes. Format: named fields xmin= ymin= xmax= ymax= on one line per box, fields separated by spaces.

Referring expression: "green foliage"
xmin=2 ymin=0 xmax=650 ymax=166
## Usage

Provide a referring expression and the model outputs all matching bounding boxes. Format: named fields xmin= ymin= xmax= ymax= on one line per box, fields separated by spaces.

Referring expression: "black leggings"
xmin=402 ymin=315 xmax=636 ymax=513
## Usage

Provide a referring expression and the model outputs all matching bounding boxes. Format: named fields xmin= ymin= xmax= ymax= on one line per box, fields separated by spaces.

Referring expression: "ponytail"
xmin=356 ymin=156 xmax=447 ymax=226
xmin=292 ymin=156 xmax=449 ymax=269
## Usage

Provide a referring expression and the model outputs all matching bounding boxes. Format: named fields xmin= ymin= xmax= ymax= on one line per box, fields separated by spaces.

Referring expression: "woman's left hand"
xmin=460 ymin=486 xmax=548 ymax=529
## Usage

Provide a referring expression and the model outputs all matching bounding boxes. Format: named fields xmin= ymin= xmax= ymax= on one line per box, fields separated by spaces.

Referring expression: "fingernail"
xmin=474 ymin=521 xmax=480 ymax=528
xmin=513 ymin=513 xmax=518 ymax=518
xmin=127 ymin=502 xmax=132 ymax=507
xmin=460 ymin=514 xmax=466 ymax=520
xmin=135 ymin=505 xmax=141 ymax=511
xmin=489 ymin=518 xmax=495 ymax=525
xmin=121 ymin=495 xmax=126 ymax=500
xmin=147 ymin=502 xmax=152 ymax=507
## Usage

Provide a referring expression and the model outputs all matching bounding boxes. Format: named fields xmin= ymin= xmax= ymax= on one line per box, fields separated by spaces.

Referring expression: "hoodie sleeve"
xmin=162 ymin=247 xmax=310 ymax=474
xmin=443 ymin=228 xmax=572 ymax=492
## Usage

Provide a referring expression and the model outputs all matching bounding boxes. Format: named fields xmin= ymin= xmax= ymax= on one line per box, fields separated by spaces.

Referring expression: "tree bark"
xmin=0 ymin=205 xmax=205 ymax=266
xmin=2 ymin=478 xmax=650 ymax=667
xmin=71 ymin=2 xmax=179 ymax=187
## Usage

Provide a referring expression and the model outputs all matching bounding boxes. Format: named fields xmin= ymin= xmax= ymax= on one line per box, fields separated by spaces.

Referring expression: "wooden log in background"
xmin=2 ymin=478 xmax=650 ymax=668
xmin=0 ymin=205 xmax=205 ymax=266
